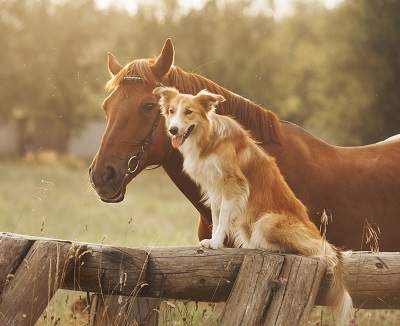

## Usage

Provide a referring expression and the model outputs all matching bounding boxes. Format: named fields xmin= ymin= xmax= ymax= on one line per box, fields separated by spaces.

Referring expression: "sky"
xmin=96 ymin=0 xmax=344 ymax=18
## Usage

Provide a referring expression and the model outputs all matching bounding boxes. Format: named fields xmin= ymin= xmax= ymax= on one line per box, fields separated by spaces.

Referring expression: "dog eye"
xmin=184 ymin=108 xmax=193 ymax=115
xmin=169 ymin=108 xmax=175 ymax=114
xmin=143 ymin=103 xmax=157 ymax=111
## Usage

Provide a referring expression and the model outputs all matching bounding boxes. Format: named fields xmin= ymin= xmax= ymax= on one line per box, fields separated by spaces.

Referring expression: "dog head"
xmin=153 ymin=87 xmax=225 ymax=149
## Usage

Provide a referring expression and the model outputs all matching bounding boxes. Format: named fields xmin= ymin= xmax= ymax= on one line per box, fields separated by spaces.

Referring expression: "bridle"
xmin=125 ymin=111 xmax=161 ymax=175
xmin=123 ymin=75 xmax=164 ymax=177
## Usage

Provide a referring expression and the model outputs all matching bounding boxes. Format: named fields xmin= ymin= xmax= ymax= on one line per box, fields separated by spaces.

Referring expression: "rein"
xmin=123 ymin=75 xmax=164 ymax=176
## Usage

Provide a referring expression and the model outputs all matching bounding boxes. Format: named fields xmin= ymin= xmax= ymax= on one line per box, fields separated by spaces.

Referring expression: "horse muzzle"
xmin=89 ymin=163 xmax=127 ymax=203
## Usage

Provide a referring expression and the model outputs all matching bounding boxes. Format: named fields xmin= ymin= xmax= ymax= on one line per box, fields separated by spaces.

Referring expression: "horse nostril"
xmin=169 ymin=127 xmax=178 ymax=135
xmin=103 ymin=165 xmax=116 ymax=184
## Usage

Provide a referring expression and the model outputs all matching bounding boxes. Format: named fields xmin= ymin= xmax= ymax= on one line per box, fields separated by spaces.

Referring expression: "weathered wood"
xmin=0 ymin=232 xmax=150 ymax=297
xmin=323 ymin=251 xmax=400 ymax=309
xmin=65 ymin=245 xmax=149 ymax=296
xmin=91 ymin=295 xmax=160 ymax=326
xmin=128 ymin=297 xmax=160 ymax=325
xmin=140 ymin=247 xmax=400 ymax=309
xmin=0 ymin=236 xmax=33 ymax=295
xmin=1 ymin=233 xmax=400 ymax=309
xmin=263 ymin=255 xmax=327 ymax=326
xmin=0 ymin=240 xmax=77 ymax=326
xmin=142 ymin=247 xmax=247 ymax=302
xmin=220 ymin=253 xmax=284 ymax=326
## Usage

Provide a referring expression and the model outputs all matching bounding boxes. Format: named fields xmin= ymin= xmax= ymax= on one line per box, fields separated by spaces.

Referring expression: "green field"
xmin=0 ymin=159 xmax=206 ymax=325
xmin=0 ymin=160 xmax=198 ymax=247
xmin=0 ymin=160 xmax=399 ymax=325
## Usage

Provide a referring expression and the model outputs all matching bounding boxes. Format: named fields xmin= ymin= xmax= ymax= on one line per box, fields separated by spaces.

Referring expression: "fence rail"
xmin=0 ymin=232 xmax=399 ymax=325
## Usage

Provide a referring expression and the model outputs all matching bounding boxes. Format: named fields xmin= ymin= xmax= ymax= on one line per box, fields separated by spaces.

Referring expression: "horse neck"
xmin=166 ymin=67 xmax=283 ymax=144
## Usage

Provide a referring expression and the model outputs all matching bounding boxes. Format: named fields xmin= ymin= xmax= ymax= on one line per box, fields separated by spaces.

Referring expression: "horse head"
xmin=89 ymin=40 xmax=175 ymax=202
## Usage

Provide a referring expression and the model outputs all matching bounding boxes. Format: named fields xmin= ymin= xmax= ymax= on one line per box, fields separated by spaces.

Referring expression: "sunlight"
xmin=96 ymin=0 xmax=344 ymax=17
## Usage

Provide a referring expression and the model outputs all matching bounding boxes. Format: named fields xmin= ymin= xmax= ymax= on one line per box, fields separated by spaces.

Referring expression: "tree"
xmin=1 ymin=0 xmax=398 ymax=152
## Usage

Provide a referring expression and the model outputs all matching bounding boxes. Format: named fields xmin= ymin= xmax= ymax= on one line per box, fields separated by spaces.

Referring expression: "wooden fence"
xmin=0 ymin=232 xmax=399 ymax=325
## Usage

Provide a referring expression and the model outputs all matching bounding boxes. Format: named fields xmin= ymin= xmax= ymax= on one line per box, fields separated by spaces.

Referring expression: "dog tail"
xmin=321 ymin=244 xmax=353 ymax=325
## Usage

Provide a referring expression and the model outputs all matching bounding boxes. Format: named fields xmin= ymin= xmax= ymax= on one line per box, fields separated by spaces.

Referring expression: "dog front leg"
xmin=200 ymin=197 xmax=235 ymax=249
xmin=210 ymin=197 xmax=221 ymax=237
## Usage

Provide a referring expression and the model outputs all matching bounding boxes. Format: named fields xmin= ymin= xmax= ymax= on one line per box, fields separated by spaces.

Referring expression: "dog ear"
xmin=153 ymin=86 xmax=179 ymax=115
xmin=153 ymin=86 xmax=179 ymax=100
xmin=194 ymin=89 xmax=225 ymax=111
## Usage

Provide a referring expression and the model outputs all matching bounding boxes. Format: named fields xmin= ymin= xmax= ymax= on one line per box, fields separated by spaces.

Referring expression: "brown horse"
xmin=89 ymin=39 xmax=400 ymax=251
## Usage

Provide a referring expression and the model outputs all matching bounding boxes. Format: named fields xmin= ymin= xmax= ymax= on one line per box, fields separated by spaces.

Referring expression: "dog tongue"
xmin=171 ymin=135 xmax=184 ymax=149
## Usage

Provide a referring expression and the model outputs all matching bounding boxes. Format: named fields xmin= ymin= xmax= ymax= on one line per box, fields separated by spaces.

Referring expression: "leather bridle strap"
xmin=125 ymin=112 xmax=161 ymax=175
xmin=122 ymin=75 xmax=166 ymax=176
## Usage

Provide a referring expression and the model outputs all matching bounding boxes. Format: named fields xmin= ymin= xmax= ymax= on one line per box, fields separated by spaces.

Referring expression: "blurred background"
xmin=0 ymin=0 xmax=400 ymax=324
xmin=1 ymin=0 xmax=400 ymax=156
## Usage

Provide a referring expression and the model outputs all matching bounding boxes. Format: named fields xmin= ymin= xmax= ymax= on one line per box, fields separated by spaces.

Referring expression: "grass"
xmin=0 ymin=159 xmax=200 ymax=325
xmin=0 ymin=159 xmax=198 ymax=247
xmin=0 ymin=159 xmax=399 ymax=325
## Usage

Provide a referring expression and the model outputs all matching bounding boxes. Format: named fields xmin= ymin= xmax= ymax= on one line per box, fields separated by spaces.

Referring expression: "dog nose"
xmin=169 ymin=127 xmax=179 ymax=135
xmin=102 ymin=165 xmax=117 ymax=184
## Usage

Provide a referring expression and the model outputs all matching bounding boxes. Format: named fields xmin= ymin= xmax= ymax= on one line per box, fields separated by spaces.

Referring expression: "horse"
xmin=89 ymin=39 xmax=400 ymax=251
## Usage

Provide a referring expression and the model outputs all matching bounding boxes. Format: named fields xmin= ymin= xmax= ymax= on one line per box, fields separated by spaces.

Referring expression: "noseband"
xmin=126 ymin=112 xmax=161 ymax=175
xmin=123 ymin=75 xmax=164 ymax=176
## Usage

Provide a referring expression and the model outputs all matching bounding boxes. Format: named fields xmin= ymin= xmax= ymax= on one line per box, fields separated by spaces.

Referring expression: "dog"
xmin=154 ymin=86 xmax=353 ymax=325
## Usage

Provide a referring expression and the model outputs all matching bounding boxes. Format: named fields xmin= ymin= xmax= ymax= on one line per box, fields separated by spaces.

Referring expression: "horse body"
xmin=161 ymin=116 xmax=400 ymax=250
xmin=90 ymin=39 xmax=400 ymax=251
xmin=272 ymin=123 xmax=400 ymax=250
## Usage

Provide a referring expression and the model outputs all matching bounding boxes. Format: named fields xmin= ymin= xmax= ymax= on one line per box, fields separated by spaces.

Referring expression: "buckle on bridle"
xmin=122 ymin=75 xmax=163 ymax=176
xmin=127 ymin=154 xmax=140 ymax=174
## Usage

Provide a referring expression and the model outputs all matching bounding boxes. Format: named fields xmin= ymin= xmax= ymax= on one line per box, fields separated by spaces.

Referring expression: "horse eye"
xmin=143 ymin=103 xmax=156 ymax=111
xmin=184 ymin=108 xmax=193 ymax=115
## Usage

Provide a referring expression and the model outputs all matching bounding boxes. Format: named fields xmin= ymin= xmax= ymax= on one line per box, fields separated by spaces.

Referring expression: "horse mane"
xmin=105 ymin=59 xmax=282 ymax=144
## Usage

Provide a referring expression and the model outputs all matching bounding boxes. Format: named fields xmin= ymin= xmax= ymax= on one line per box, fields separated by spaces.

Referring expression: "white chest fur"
xmin=180 ymin=141 xmax=222 ymax=195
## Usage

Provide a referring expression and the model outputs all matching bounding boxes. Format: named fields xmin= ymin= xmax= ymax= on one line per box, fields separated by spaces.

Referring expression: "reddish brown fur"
xmin=90 ymin=39 xmax=400 ymax=251
xmin=157 ymin=88 xmax=353 ymax=324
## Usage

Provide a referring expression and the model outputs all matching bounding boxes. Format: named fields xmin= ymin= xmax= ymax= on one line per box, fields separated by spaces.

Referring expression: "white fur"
xmin=178 ymin=114 xmax=249 ymax=249
xmin=160 ymin=89 xmax=353 ymax=325
xmin=380 ymin=134 xmax=400 ymax=143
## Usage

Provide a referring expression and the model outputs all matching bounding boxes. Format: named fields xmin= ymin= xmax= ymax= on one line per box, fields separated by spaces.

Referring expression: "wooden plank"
xmin=0 ymin=233 xmax=151 ymax=297
xmin=0 ymin=240 xmax=77 ymax=326
xmin=91 ymin=295 xmax=160 ymax=326
xmin=65 ymin=245 xmax=149 ymax=296
xmin=263 ymin=255 xmax=326 ymax=326
xmin=142 ymin=247 xmax=247 ymax=302
xmin=220 ymin=253 xmax=284 ymax=326
xmin=318 ymin=251 xmax=400 ymax=309
xmin=1 ymin=234 xmax=400 ymax=309
xmin=0 ymin=236 xmax=33 ymax=295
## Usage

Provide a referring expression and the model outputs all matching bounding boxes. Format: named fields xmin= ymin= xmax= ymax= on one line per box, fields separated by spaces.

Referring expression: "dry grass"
xmin=0 ymin=159 xmax=198 ymax=247
xmin=0 ymin=159 xmax=399 ymax=325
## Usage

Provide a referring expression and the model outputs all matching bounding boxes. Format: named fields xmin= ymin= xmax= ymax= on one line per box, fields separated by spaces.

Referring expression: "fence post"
xmin=263 ymin=255 xmax=326 ymax=325
xmin=0 ymin=240 xmax=78 ymax=326
xmin=90 ymin=295 xmax=160 ymax=326
xmin=221 ymin=253 xmax=326 ymax=326
xmin=0 ymin=235 xmax=32 ymax=295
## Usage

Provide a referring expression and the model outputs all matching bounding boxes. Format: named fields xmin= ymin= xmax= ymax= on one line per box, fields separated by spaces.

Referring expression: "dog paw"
xmin=199 ymin=239 xmax=212 ymax=248
xmin=199 ymin=238 xmax=223 ymax=249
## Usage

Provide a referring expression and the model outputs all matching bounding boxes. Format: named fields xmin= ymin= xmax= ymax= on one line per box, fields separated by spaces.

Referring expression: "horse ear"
xmin=107 ymin=52 xmax=123 ymax=76
xmin=152 ymin=39 xmax=174 ymax=78
xmin=195 ymin=90 xmax=225 ymax=111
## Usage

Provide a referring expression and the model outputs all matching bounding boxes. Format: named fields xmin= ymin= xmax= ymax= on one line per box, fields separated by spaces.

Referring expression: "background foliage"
xmin=1 ymin=0 xmax=399 ymax=148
